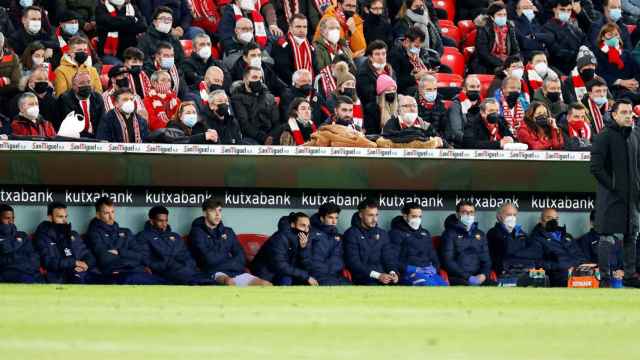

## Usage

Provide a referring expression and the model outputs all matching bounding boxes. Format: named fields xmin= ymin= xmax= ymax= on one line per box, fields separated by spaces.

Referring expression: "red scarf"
xmin=55 ymin=26 xmax=68 ymax=53
xmin=198 ymin=81 xmax=208 ymax=106
xmin=287 ymin=32 xmax=314 ymax=77
xmin=482 ymin=116 xmax=503 ymax=141
xmin=458 ymin=91 xmax=482 ymax=115
xmin=319 ymin=66 xmax=337 ymax=97
xmin=407 ymin=52 xmax=427 ymax=77
xmin=154 ymin=62 xmax=180 ymax=94
xmin=491 ymin=25 xmax=509 ymax=61
xmin=148 ymin=87 xmax=180 ymax=126
xmin=418 ymin=98 xmax=435 ymax=110
xmin=352 ymin=99 xmax=363 ymax=129
xmin=568 ymin=120 xmax=592 ymax=140
xmin=570 ymin=67 xmax=587 ymax=102
xmin=127 ymin=71 xmax=152 ymax=98
xmin=500 ymin=91 xmax=524 ymax=134
xmin=588 ymin=98 xmax=608 ymax=133
xmin=288 ymin=117 xmax=317 ymax=145
xmin=282 ymin=0 xmax=300 ymax=23
xmin=232 ymin=4 xmax=267 ymax=48
xmin=525 ymin=64 xmax=543 ymax=93
xmin=600 ymin=42 xmax=624 ymax=70
xmin=103 ymin=2 xmax=135 ymax=56
xmin=114 ymin=109 xmax=141 ymax=143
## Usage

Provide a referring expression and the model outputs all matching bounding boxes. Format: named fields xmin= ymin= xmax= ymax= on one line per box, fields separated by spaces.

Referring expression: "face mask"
xmin=423 ymin=90 xmax=437 ymax=102
xmin=197 ymin=46 xmax=211 ymax=60
xmin=19 ymin=0 xmax=33 ymax=7
xmin=240 ymin=0 xmax=254 ymax=10
xmin=402 ymin=112 xmax=418 ymax=124
xmin=336 ymin=117 xmax=352 ymax=126
xmin=62 ymin=23 xmax=79 ymax=35
xmin=32 ymin=56 xmax=44 ymax=66
xmin=460 ymin=215 xmax=475 ymax=229
xmin=407 ymin=217 xmax=421 ymax=230
xmin=160 ymin=57 xmax=174 ymax=69
xmin=74 ymin=51 xmax=88 ymax=64
xmin=384 ymin=92 xmax=396 ymax=103
xmin=535 ymin=115 xmax=548 ymax=127
xmin=120 ymin=100 xmax=135 ymax=114
xmin=593 ymin=96 xmax=607 ymax=106
xmin=605 ymin=37 xmax=620 ymax=48
xmin=580 ymin=68 xmax=595 ymax=82
xmin=343 ymin=10 xmax=355 ymax=19
xmin=494 ymin=15 xmax=507 ymax=27
xmin=372 ymin=62 xmax=386 ymax=70
xmin=238 ymin=31 xmax=254 ymax=43
xmin=503 ymin=215 xmax=517 ymax=232
xmin=342 ymin=88 xmax=355 ymax=98
xmin=53 ymin=223 xmax=72 ymax=235
xmin=292 ymin=35 xmax=306 ymax=45
xmin=326 ymin=29 xmax=341 ymax=44
xmin=110 ymin=0 xmax=125 ymax=6
xmin=408 ymin=47 xmax=420 ymax=55
xmin=523 ymin=9 xmax=535 ymax=21
xmin=77 ymin=85 xmax=92 ymax=99
xmin=506 ymin=91 xmax=520 ymax=107
xmin=546 ymin=91 xmax=561 ymax=103
xmin=367 ymin=13 xmax=382 ymax=23
xmin=467 ymin=90 xmax=480 ymax=101
xmin=209 ymin=84 xmax=223 ymax=92
xmin=544 ymin=219 xmax=559 ymax=233
xmin=486 ymin=112 xmax=499 ymax=124
xmin=215 ymin=104 xmax=229 ymax=117
xmin=181 ymin=113 xmax=198 ymax=127
xmin=155 ymin=22 xmax=172 ymax=34
xmin=412 ymin=7 xmax=424 ymax=16
xmin=33 ymin=81 xmax=49 ymax=94
xmin=297 ymin=84 xmax=312 ymax=96
xmin=293 ymin=228 xmax=309 ymax=236
xmin=27 ymin=20 xmax=41 ymax=34
xmin=249 ymin=57 xmax=262 ymax=68
xmin=129 ymin=65 xmax=142 ymax=75
xmin=115 ymin=77 xmax=129 ymax=88
xmin=557 ymin=11 xmax=571 ymax=23
xmin=609 ymin=8 xmax=622 ymax=22
xmin=25 ymin=105 xmax=39 ymax=119
xmin=249 ymin=80 xmax=262 ymax=93
xmin=511 ymin=68 xmax=524 ymax=80
xmin=534 ymin=62 xmax=548 ymax=76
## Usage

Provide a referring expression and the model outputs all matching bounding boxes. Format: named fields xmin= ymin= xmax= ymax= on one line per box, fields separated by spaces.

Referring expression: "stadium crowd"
xmin=0 ymin=197 xmax=635 ymax=287
xmin=0 ymin=0 xmax=635 ymax=149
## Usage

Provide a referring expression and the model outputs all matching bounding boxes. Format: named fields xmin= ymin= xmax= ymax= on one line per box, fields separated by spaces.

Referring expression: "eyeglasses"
xmin=157 ymin=16 xmax=173 ymax=23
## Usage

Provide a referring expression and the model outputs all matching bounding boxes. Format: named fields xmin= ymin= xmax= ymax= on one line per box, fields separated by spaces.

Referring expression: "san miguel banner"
xmin=0 ymin=186 xmax=596 ymax=212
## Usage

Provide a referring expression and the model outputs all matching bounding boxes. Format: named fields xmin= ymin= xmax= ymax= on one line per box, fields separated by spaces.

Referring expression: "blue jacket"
xmin=137 ymin=221 xmax=200 ymax=284
xmin=34 ymin=221 xmax=97 ymax=283
xmin=389 ymin=215 xmax=439 ymax=272
xmin=96 ymin=110 xmax=150 ymax=143
xmin=512 ymin=14 xmax=554 ymax=61
xmin=441 ymin=214 xmax=492 ymax=279
xmin=486 ymin=222 xmax=543 ymax=274
xmin=188 ymin=216 xmax=245 ymax=277
xmin=577 ymin=229 xmax=623 ymax=272
xmin=250 ymin=216 xmax=312 ymax=282
xmin=530 ymin=223 xmax=588 ymax=271
xmin=0 ymin=223 xmax=39 ymax=278
xmin=85 ymin=218 xmax=146 ymax=274
xmin=343 ymin=213 xmax=397 ymax=284
xmin=309 ymin=213 xmax=345 ymax=283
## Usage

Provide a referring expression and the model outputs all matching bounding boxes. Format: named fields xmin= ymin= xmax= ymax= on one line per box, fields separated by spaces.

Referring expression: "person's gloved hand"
xmin=468 ymin=275 xmax=481 ymax=286
xmin=424 ymin=266 xmax=437 ymax=276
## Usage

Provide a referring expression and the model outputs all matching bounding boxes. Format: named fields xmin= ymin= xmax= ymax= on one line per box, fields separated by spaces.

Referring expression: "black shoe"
xmin=623 ymin=275 xmax=640 ymax=288
xmin=599 ymin=278 xmax=611 ymax=288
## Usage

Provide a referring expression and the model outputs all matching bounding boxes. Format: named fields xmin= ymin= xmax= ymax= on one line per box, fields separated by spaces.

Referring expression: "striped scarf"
xmin=319 ymin=66 xmax=336 ymax=97
xmin=600 ymin=42 xmax=625 ymax=70
xmin=499 ymin=91 xmax=525 ymax=135
xmin=127 ymin=71 xmax=152 ymax=98
xmin=114 ymin=108 xmax=141 ymax=143
xmin=352 ymin=99 xmax=363 ymax=129
xmin=154 ymin=62 xmax=180 ymax=94
xmin=568 ymin=120 xmax=591 ymax=140
xmin=588 ymin=98 xmax=607 ymax=133
xmin=55 ymin=26 xmax=68 ymax=53
xmin=232 ymin=4 xmax=267 ymax=48
xmin=491 ymin=24 xmax=509 ymax=61
xmin=288 ymin=117 xmax=317 ymax=145
xmin=198 ymin=81 xmax=209 ymax=106
xmin=525 ymin=64 xmax=543 ymax=93
xmin=570 ymin=67 xmax=587 ymax=102
xmin=287 ymin=32 xmax=314 ymax=77
xmin=103 ymin=2 xmax=135 ymax=56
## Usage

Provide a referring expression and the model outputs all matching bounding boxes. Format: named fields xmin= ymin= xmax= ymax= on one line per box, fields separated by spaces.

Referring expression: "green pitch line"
xmin=0 ymin=285 xmax=638 ymax=360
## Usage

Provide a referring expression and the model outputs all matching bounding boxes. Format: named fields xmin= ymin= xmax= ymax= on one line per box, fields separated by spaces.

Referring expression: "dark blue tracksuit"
xmin=441 ymin=214 xmax=492 ymax=286
xmin=577 ymin=229 xmax=623 ymax=273
xmin=35 ymin=221 xmax=101 ymax=284
xmin=309 ymin=213 xmax=350 ymax=286
xmin=487 ymin=222 xmax=544 ymax=275
xmin=344 ymin=213 xmax=398 ymax=285
xmin=250 ymin=216 xmax=312 ymax=285
xmin=0 ymin=223 xmax=42 ymax=283
xmin=188 ymin=217 xmax=246 ymax=278
xmin=85 ymin=218 xmax=164 ymax=285
xmin=138 ymin=221 xmax=214 ymax=285
xmin=530 ymin=223 xmax=588 ymax=287
xmin=389 ymin=215 xmax=440 ymax=272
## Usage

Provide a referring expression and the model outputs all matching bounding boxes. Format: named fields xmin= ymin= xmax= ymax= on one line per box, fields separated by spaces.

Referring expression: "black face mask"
xmin=535 ymin=115 xmax=549 ymax=127
xmin=115 ymin=77 xmax=129 ymax=88
xmin=74 ymin=51 xmax=88 ymax=64
xmin=506 ymin=91 xmax=520 ymax=107
xmin=215 ymin=104 xmax=229 ymax=117
xmin=296 ymin=84 xmax=312 ymax=96
xmin=129 ymin=65 xmax=142 ymax=75
xmin=580 ymin=68 xmax=595 ymax=82
xmin=53 ymin=223 xmax=72 ymax=236
xmin=343 ymin=10 xmax=355 ymax=19
xmin=466 ymin=90 xmax=480 ymax=102
xmin=33 ymin=81 xmax=49 ymax=94
xmin=249 ymin=80 xmax=262 ymax=93
xmin=546 ymin=92 xmax=561 ymax=103
xmin=384 ymin=92 xmax=396 ymax=103
xmin=293 ymin=228 xmax=309 ymax=236
xmin=77 ymin=85 xmax=92 ymax=99
xmin=209 ymin=84 xmax=223 ymax=92
xmin=412 ymin=7 xmax=424 ymax=15
xmin=366 ymin=13 xmax=383 ymax=23
xmin=486 ymin=112 xmax=500 ymax=124
xmin=544 ymin=219 xmax=559 ymax=233
xmin=342 ymin=88 xmax=355 ymax=98
xmin=336 ymin=117 xmax=352 ymax=126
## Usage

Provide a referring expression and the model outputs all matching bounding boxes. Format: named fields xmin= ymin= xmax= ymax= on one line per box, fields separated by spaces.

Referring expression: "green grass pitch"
xmin=0 ymin=285 xmax=639 ymax=360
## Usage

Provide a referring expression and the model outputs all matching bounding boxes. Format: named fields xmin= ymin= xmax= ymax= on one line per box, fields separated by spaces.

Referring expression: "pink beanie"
xmin=376 ymin=74 xmax=397 ymax=95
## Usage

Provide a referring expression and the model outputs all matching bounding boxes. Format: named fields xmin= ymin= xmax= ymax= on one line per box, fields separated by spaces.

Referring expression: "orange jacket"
xmin=313 ymin=6 xmax=366 ymax=57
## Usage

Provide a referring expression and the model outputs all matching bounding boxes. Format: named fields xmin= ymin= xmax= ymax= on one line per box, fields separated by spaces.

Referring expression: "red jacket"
xmin=11 ymin=116 xmax=56 ymax=138
xmin=144 ymin=92 xmax=181 ymax=132
xmin=517 ymin=123 xmax=564 ymax=150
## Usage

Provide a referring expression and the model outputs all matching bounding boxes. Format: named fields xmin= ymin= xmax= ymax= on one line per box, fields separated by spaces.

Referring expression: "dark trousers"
xmin=448 ymin=275 xmax=497 ymax=286
xmin=600 ymin=233 xmax=637 ymax=279
xmin=0 ymin=270 xmax=44 ymax=284
xmin=110 ymin=271 xmax=167 ymax=285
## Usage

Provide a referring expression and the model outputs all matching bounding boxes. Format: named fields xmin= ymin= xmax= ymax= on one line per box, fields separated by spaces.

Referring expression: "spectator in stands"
xmin=19 ymin=41 xmax=47 ymax=80
xmin=153 ymin=0 xmax=201 ymax=40
xmin=523 ymin=51 xmax=560 ymax=96
xmin=97 ymin=88 xmax=150 ymax=143
xmin=583 ymin=77 xmax=611 ymax=135
xmin=0 ymin=7 xmax=14 ymax=38
xmin=278 ymin=97 xmax=317 ymax=145
xmin=389 ymin=26 xmax=435 ymax=97
xmin=102 ymin=65 xmax=147 ymax=119
xmin=315 ymin=56 xmax=354 ymax=114
xmin=308 ymin=202 xmax=350 ymax=285
xmin=144 ymin=70 xmax=181 ymax=131
xmin=189 ymin=199 xmax=271 ymax=286
xmin=0 ymin=112 xmax=10 ymax=137
xmin=57 ymin=0 xmax=96 ymax=31
xmin=513 ymin=0 xmax=554 ymax=61
xmin=11 ymin=92 xmax=56 ymax=137
xmin=53 ymin=11 xmax=90 ymax=65
xmin=362 ymin=0 xmax=393 ymax=47
xmin=415 ymin=74 xmax=447 ymax=138
xmin=221 ymin=18 xmax=256 ymax=58
xmin=229 ymin=41 xmax=288 ymax=97
xmin=563 ymin=46 xmax=598 ymax=104
xmin=463 ymin=98 xmax=515 ymax=149
xmin=542 ymin=0 xmax=589 ymax=75
xmin=0 ymin=204 xmax=42 ymax=283
xmin=530 ymin=208 xmax=590 ymax=287
xmin=163 ymin=101 xmax=210 ymax=143
xmin=35 ymin=201 xmax=100 ymax=284
xmin=577 ymin=210 xmax=624 ymax=286
xmin=86 ymin=197 xmax=165 ymax=285
xmin=594 ymin=22 xmax=640 ymax=103
xmin=371 ymin=74 xmax=398 ymax=133
xmin=279 ymin=69 xmax=321 ymax=124
xmin=143 ymin=42 xmax=186 ymax=98
xmin=487 ymin=203 xmax=542 ymax=281
xmin=184 ymin=65 xmax=226 ymax=113
xmin=393 ymin=0 xmax=443 ymax=56
xmin=487 ymin=55 xmax=525 ymax=96
xmin=517 ymin=101 xmax=564 ymax=150
xmin=218 ymin=0 xmax=280 ymax=56
xmin=137 ymin=206 xmax=213 ymax=285
xmin=251 ymin=212 xmax=317 ymax=286
xmin=382 ymin=95 xmax=444 ymax=147
xmin=137 ymin=7 xmax=185 ymax=67
xmin=57 ymin=71 xmax=105 ymax=137
xmin=9 ymin=67 xmax=57 ymax=124
xmin=446 ymin=75 xmax=482 ymax=148
xmin=95 ymin=0 xmax=147 ymax=62
xmin=0 ymin=33 xmax=23 ymax=104
xmin=231 ymin=66 xmax=279 ymax=144
xmin=559 ymin=102 xmax=593 ymax=150
xmin=313 ymin=17 xmax=355 ymax=71
xmin=471 ymin=2 xmax=521 ymax=75
xmin=325 ymin=95 xmax=362 ymax=132
xmin=8 ymin=6 xmax=55 ymax=59
xmin=122 ymin=47 xmax=151 ymax=100
xmin=442 ymin=200 xmax=495 ymax=286
xmin=314 ymin=0 xmax=366 ymax=57
xmin=272 ymin=13 xmax=317 ymax=85
xmin=357 ymin=41 xmax=395 ymax=129
xmin=188 ymin=0 xmax=225 ymax=37
xmin=495 ymin=75 xmax=530 ymax=137
xmin=193 ymin=89 xmax=243 ymax=144
xmin=532 ymin=75 xmax=567 ymax=118
xmin=183 ymin=33 xmax=229 ymax=89
xmin=322 ymin=62 xmax=363 ymax=128
xmin=457 ymin=0 xmax=490 ymax=22
xmin=54 ymin=36 xmax=102 ymax=97
xmin=623 ymin=0 xmax=640 ymax=22
xmin=344 ymin=199 xmax=399 ymax=285
xmin=390 ymin=202 xmax=447 ymax=286
xmin=590 ymin=0 xmax=632 ymax=50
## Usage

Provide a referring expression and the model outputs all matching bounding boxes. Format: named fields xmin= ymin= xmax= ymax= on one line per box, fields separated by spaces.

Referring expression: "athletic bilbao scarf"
xmin=55 ymin=26 xmax=68 ymax=53
xmin=353 ymin=98 xmax=363 ymax=129
xmin=525 ymin=64 xmax=543 ymax=93
xmin=198 ymin=81 xmax=209 ymax=106
xmin=319 ymin=66 xmax=337 ymax=97
xmin=288 ymin=117 xmax=317 ymax=145
xmin=458 ymin=91 xmax=481 ymax=115
xmin=571 ymin=67 xmax=587 ymax=102
xmin=499 ymin=90 xmax=524 ymax=134
xmin=287 ymin=32 xmax=314 ymax=76
xmin=104 ymin=2 xmax=135 ymax=56
xmin=407 ymin=51 xmax=427 ymax=75
xmin=568 ymin=120 xmax=591 ymax=140
xmin=588 ymin=98 xmax=608 ymax=133
xmin=154 ymin=62 xmax=180 ymax=94
xmin=127 ymin=71 xmax=152 ymax=98
xmin=491 ymin=24 xmax=509 ymax=61
xmin=189 ymin=0 xmax=218 ymax=19
xmin=482 ymin=116 xmax=503 ymax=141
xmin=282 ymin=0 xmax=299 ymax=23
xmin=600 ymin=42 xmax=625 ymax=70
xmin=115 ymin=108 xmax=141 ymax=143
xmin=232 ymin=4 xmax=267 ymax=48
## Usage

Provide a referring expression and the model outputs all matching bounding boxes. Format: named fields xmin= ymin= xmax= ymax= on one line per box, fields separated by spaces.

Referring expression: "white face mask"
xmin=249 ymin=57 xmax=262 ymax=68
xmin=511 ymin=68 xmax=524 ymax=80
xmin=373 ymin=62 xmax=386 ymax=70
xmin=19 ymin=0 xmax=33 ymax=7
xmin=160 ymin=57 xmax=174 ymax=69
xmin=238 ymin=31 xmax=254 ymax=43
xmin=534 ymin=62 xmax=548 ymax=76
xmin=155 ymin=21 xmax=172 ymax=34
xmin=460 ymin=214 xmax=475 ymax=229
xmin=402 ymin=112 xmax=418 ymax=124
xmin=240 ymin=0 xmax=255 ymax=10
xmin=503 ymin=215 xmax=517 ymax=231
xmin=32 ymin=56 xmax=44 ymax=66
xmin=62 ymin=23 xmax=78 ymax=36
xmin=27 ymin=20 xmax=41 ymax=34
xmin=326 ymin=29 xmax=341 ymax=44
xmin=25 ymin=105 xmax=39 ymax=119
xmin=407 ymin=217 xmax=421 ymax=230
xmin=181 ymin=113 xmax=198 ymax=127
xmin=197 ymin=46 xmax=211 ymax=60
xmin=120 ymin=100 xmax=135 ymax=114
xmin=110 ymin=0 xmax=125 ymax=5
xmin=293 ymin=35 xmax=306 ymax=45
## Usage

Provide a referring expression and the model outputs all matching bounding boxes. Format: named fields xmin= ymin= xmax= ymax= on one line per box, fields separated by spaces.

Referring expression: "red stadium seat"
xmin=440 ymin=51 xmax=465 ymax=76
xmin=443 ymin=46 xmax=461 ymax=56
xmin=474 ymin=74 xmax=495 ymax=98
xmin=432 ymin=235 xmax=442 ymax=250
xmin=180 ymin=39 xmax=193 ymax=57
xmin=100 ymin=64 xmax=113 ymax=89
xmin=434 ymin=0 xmax=455 ymax=22
xmin=237 ymin=233 xmax=268 ymax=263
xmin=435 ymin=72 xmax=463 ymax=88
xmin=462 ymin=29 xmax=477 ymax=48
xmin=439 ymin=24 xmax=461 ymax=47
xmin=438 ymin=19 xmax=455 ymax=28
xmin=627 ymin=24 xmax=637 ymax=34
xmin=457 ymin=20 xmax=476 ymax=40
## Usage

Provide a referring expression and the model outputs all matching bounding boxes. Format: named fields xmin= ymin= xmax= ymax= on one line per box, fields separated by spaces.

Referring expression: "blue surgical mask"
xmin=460 ymin=215 xmax=475 ymax=229
xmin=409 ymin=47 xmax=420 ymax=55
xmin=494 ymin=15 xmax=507 ymax=27
xmin=593 ymin=96 xmax=608 ymax=106
xmin=557 ymin=10 xmax=571 ymax=23
xmin=609 ymin=8 xmax=622 ymax=22
xmin=522 ymin=9 xmax=535 ymax=21
xmin=181 ymin=113 xmax=198 ymax=127
xmin=423 ymin=90 xmax=437 ymax=102
xmin=605 ymin=37 xmax=620 ymax=48
xmin=160 ymin=57 xmax=174 ymax=69
xmin=62 ymin=23 xmax=79 ymax=36
xmin=19 ymin=0 xmax=32 ymax=7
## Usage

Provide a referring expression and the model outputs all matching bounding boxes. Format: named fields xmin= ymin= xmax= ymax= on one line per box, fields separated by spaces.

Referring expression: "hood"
xmin=310 ymin=213 xmax=338 ymax=235
xmin=191 ymin=216 xmax=224 ymax=235
xmin=390 ymin=215 xmax=415 ymax=232
xmin=143 ymin=220 xmax=172 ymax=234
xmin=88 ymin=217 xmax=119 ymax=232
xmin=277 ymin=215 xmax=291 ymax=232
xmin=0 ymin=223 xmax=17 ymax=237
xmin=443 ymin=213 xmax=460 ymax=230
xmin=350 ymin=212 xmax=361 ymax=227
